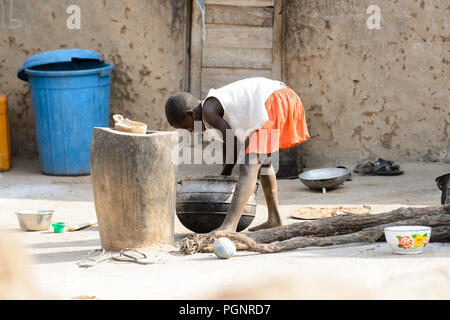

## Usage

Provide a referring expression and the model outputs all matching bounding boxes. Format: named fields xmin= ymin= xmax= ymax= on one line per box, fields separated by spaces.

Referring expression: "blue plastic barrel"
xmin=18 ymin=49 xmax=114 ymax=175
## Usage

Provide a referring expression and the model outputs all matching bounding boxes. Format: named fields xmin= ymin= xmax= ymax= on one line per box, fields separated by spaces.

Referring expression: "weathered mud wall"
xmin=0 ymin=0 xmax=448 ymax=164
xmin=284 ymin=0 xmax=449 ymax=165
xmin=0 ymin=0 xmax=187 ymax=158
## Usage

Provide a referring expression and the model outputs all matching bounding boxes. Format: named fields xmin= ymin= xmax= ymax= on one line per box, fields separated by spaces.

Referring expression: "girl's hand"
xmin=221 ymin=164 xmax=234 ymax=176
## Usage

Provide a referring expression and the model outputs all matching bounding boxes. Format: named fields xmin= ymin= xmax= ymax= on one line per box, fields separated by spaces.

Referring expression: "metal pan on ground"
xmin=299 ymin=168 xmax=351 ymax=194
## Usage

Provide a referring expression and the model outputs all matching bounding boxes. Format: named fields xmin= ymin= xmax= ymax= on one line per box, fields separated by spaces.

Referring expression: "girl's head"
xmin=165 ymin=92 xmax=202 ymax=131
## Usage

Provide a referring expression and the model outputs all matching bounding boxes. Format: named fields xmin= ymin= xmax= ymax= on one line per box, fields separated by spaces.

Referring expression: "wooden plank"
xmin=190 ymin=0 xmax=203 ymax=98
xmin=205 ymin=0 xmax=274 ymax=7
xmin=201 ymin=67 xmax=272 ymax=97
xmin=204 ymin=24 xmax=273 ymax=49
xmin=205 ymin=5 xmax=273 ymax=27
xmin=203 ymin=47 xmax=273 ymax=69
xmin=271 ymin=0 xmax=283 ymax=81
xmin=183 ymin=0 xmax=193 ymax=91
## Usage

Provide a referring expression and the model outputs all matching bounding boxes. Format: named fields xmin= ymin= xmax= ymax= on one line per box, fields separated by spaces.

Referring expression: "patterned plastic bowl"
xmin=384 ymin=226 xmax=431 ymax=255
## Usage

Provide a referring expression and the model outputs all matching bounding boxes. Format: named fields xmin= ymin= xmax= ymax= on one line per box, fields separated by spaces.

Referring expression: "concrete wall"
xmin=0 ymin=0 xmax=187 ymax=158
xmin=284 ymin=0 xmax=449 ymax=165
xmin=1 ymin=0 xmax=448 ymax=164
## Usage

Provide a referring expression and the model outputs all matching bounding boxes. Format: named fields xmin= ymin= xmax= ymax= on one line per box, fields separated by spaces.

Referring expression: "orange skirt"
xmin=246 ymin=87 xmax=310 ymax=154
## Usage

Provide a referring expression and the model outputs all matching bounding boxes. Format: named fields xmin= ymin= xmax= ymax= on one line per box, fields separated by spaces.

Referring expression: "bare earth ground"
xmin=0 ymin=159 xmax=449 ymax=300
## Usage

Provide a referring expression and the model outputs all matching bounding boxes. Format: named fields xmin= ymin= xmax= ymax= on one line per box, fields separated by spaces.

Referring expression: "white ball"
xmin=213 ymin=237 xmax=236 ymax=259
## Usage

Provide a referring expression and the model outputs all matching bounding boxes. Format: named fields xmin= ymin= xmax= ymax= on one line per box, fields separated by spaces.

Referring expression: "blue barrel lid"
xmin=18 ymin=49 xmax=104 ymax=81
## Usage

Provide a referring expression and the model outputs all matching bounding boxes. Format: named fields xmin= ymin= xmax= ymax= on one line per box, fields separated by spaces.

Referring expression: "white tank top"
xmin=202 ymin=77 xmax=285 ymax=143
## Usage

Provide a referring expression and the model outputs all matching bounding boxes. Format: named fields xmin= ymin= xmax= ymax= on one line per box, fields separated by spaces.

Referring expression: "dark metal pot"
xmin=275 ymin=145 xmax=304 ymax=179
xmin=176 ymin=175 xmax=258 ymax=233
xmin=436 ymin=173 xmax=450 ymax=205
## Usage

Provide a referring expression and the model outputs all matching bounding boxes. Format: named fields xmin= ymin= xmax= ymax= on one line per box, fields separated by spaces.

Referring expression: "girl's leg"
xmin=215 ymin=162 xmax=261 ymax=232
xmin=248 ymin=163 xmax=282 ymax=231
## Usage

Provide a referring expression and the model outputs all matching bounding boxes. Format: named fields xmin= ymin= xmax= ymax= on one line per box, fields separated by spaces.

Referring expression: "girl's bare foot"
xmin=248 ymin=218 xmax=282 ymax=231
xmin=209 ymin=223 xmax=237 ymax=235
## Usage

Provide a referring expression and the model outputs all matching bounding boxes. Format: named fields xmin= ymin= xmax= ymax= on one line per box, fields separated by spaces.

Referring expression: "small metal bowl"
xmin=15 ymin=210 xmax=54 ymax=231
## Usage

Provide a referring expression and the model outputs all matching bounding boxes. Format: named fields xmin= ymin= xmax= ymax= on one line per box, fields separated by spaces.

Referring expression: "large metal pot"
xmin=176 ymin=175 xmax=258 ymax=233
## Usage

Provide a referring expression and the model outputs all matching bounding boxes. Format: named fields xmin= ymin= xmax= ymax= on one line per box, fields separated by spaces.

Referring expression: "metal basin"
xmin=299 ymin=168 xmax=350 ymax=192
xmin=176 ymin=175 xmax=258 ymax=233
xmin=15 ymin=210 xmax=54 ymax=231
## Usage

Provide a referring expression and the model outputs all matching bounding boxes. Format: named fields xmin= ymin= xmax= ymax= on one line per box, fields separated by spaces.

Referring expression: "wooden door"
xmin=189 ymin=0 xmax=284 ymax=98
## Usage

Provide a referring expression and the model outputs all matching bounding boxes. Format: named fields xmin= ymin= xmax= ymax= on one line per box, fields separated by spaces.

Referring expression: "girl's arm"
xmin=202 ymin=97 xmax=237 ymax=175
